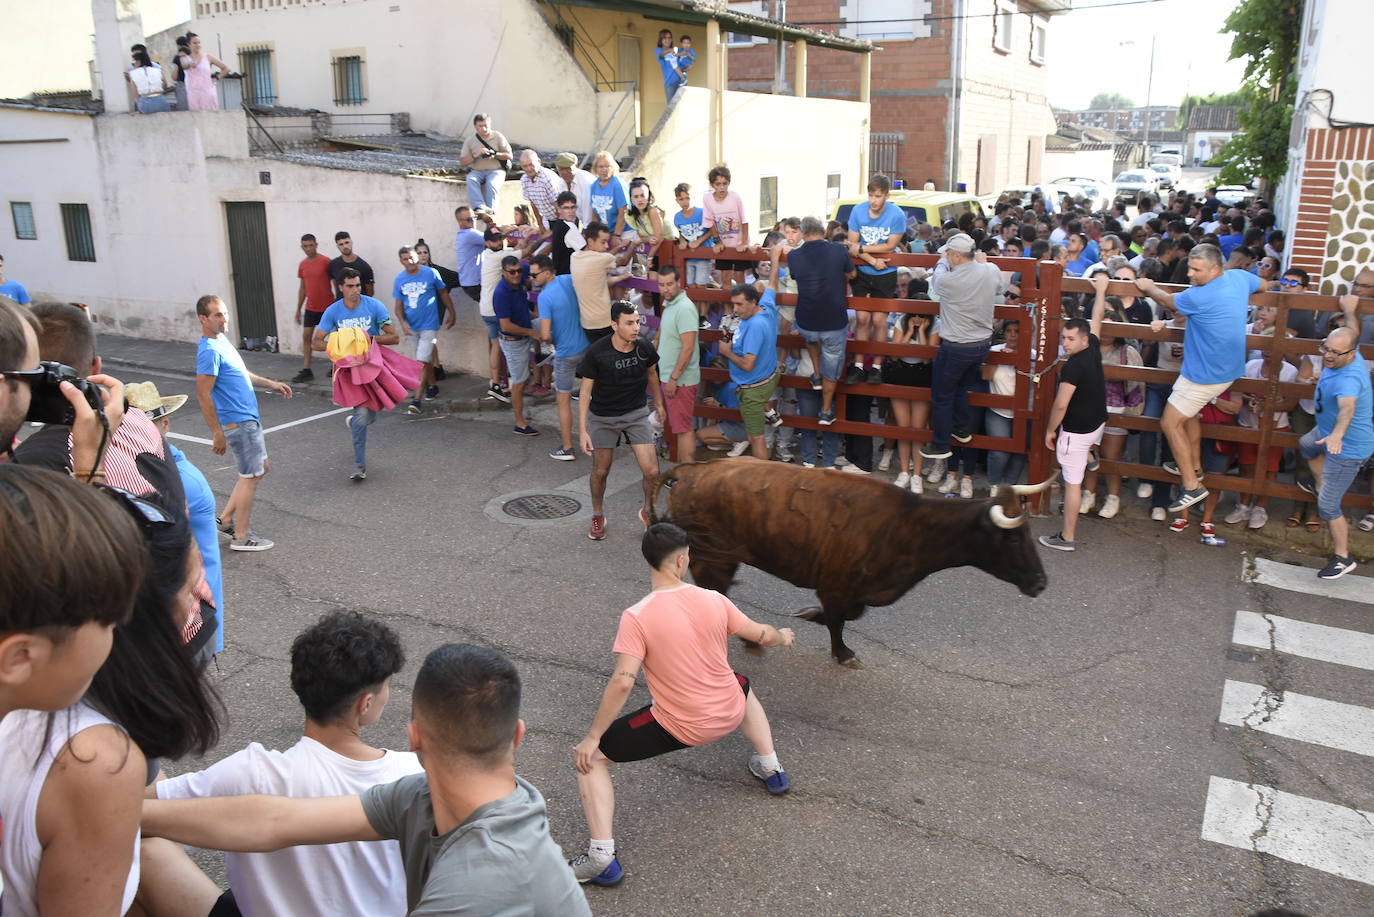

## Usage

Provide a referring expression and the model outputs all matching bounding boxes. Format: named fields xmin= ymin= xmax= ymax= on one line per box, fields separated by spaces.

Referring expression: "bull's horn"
xmin=989 ymin=504 xmax=1025 ymax=529
xmin=1010 ymin=471 xmax=1059 ymax=497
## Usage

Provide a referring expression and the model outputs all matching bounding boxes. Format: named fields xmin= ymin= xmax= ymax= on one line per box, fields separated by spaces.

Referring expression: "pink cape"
xmin=331 ymin=344 xmax=424 ymax=411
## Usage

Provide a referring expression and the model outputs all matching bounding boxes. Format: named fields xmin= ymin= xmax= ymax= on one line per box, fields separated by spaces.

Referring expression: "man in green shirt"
xmin=653 ymin=264 xmax=700 ymax=462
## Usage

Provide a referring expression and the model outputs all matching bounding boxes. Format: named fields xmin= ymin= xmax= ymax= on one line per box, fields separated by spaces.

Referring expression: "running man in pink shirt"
xmin=569 ymin=522 xmax=795 ymax=887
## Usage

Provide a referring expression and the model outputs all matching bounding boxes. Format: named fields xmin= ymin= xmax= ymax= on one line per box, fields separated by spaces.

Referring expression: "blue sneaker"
xmin=569 ymin=853 xmax=624 ymax=886
xmin=749 ymin=757 xmax=791 ymax=795
xmin=548 ymin=446 xmax=576 ymax=461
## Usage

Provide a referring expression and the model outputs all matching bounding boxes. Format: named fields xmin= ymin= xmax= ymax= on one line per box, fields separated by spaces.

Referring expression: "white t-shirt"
xmin=988 ymin=343 xmax=1018 ymax=419
xmin=478 ymin=246 xmax=507 ymax=318
xmin=157 ymin=737 xmax=422 ymax=917
xmin=1299 ymin=353 xmax=1322 ymax=414
xmin=1238 ymin=358 xmax=1298 ymax=430
xmin=0 ymin=703 xmax=140 ymax=917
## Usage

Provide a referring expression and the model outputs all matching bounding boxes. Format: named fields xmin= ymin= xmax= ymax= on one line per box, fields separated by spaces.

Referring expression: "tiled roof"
xmin=1186 ymin=106 xmax=1239 ymax=131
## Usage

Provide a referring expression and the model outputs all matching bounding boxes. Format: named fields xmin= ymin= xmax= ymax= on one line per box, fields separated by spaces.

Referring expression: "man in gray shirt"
xmin=921 ymin=232 xmax=1003 ymax=460
xmin=142 ymin=644 xmax=590 ymax=917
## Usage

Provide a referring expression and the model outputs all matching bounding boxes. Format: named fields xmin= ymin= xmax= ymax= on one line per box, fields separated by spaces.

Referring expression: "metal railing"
xmin=870 ymin=132 xmax=903 ymax=177
xmin=582 ymin=81 xmax=638 ymax=168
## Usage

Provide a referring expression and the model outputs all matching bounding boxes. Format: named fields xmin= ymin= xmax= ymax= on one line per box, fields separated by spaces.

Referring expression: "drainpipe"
xmin=944 ymin=0 xmax=965 ymax=191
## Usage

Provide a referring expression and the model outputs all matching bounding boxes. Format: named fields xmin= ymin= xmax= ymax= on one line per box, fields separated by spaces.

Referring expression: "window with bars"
xmin=332 ymin=55 xmax=366 ymax=106
xmin=60 ymin=204 xmax=95 ymax=262
xmin=238 ymin=45 xmax=276 ymax=106
xmin=10 ymin=203 xmax=36 ymax=240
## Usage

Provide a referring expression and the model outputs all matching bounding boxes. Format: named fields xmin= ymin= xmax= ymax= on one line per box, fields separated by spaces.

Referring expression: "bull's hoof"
xmin=741 ymin=638 xmax=765 ymax=656
xmin=836 ymin=655 xmax=863 ymax=669
xmin=792 ymin=606 xmax=825 ymax=622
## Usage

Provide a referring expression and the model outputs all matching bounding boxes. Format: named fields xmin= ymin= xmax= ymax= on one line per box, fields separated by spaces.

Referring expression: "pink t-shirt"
xmin=613 ymin=584 xmax=752 ymax=746
xmin=701 ymin=190 xmax=747 ymax=247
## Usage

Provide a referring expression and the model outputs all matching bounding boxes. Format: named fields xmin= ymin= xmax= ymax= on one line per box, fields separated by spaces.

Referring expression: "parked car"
xmin=1114 ymin=171 xmax=1160 ymax=203
xmin=831 ymin=191 xmax=986 ymax=233
xmin=1214 ymin=185 xmax=1255 ymax=207
xmin=1152 ymin=151 xmax=1182 ymax=167
xmin=1048 ymin=176 xmax=1111 ymax=207
xmin=1148 ymin=163 xmax=1180 ymax=190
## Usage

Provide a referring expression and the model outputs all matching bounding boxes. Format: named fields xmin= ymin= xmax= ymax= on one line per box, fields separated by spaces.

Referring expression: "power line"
xmin=790 ymin=0 xmax=1166 ymax=27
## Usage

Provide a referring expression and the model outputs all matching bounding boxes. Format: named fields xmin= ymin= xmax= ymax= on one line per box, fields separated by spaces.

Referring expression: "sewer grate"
xmin=502 ymin=493 xmax=583 ymax=520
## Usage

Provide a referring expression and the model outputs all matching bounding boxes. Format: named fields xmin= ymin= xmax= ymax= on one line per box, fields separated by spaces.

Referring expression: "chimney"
xmin=91 ymin=0 xmax=146 ymax=113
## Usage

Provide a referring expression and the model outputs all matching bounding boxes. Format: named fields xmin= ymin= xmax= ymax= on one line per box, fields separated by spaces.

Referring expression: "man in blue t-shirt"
xmin=1136 ymin=243 xmax=1257 ymax=513
xmin=845 ymin=174 xmax=905 ymax=384
xmin=194 ymin=294 xmax=293 ymax=551
xmin=1298 ymin=299 xmax=1374 ymax=580
xmin=0 ymin=255 xmax=31 ymax=305
xmin=312 ymin=267 xmax=400 ymax=481
xmin=533 ymin=254 xmax=590 ymax=460
xmin=453 ymin=206 xmax=486 ymax=303
xmin=719 ymin=284 xmax=779 ymax=459
xmin=392 ymin=246 xmax=454 ymax=414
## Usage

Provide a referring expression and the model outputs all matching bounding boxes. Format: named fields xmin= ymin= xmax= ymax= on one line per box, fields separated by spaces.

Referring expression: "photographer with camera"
xmin=2 ymin=299 xmax=127 ymax=485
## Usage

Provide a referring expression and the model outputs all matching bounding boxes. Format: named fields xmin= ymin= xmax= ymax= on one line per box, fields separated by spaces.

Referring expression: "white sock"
xmin=752 ymin=752 xmax=780 ymax=774
xmin=588 ymin=838 xmax=615 ymax=863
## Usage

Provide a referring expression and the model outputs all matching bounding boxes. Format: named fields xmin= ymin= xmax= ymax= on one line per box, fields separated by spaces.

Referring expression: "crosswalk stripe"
xmin=1243 ymin=556 xmax=1374 ymax=605
xmin=1219 ymin=679 xmax=1374 ymax=759
xmin=1232 ymin=610 xmax=1374 ymax=672
xmin=1202 ymin=776 xmax=1374 ymax=886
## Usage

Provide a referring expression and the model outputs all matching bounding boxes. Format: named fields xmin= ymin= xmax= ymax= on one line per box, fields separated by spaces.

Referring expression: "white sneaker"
xmin=894 ymin=471 xmax=911 ymax=489
xmin=1136 ymin=482 xmax=1153 ymax=499
xmin=926 ymin=459 xmax=946 ymax=484
xmin=727 ymin=440 xmax=750 ymax=457
xmin=1079 ymin=491 xmax=1096 ymax=514
xmin=1151 ymin=507 xmax=1167 ymax=522
xmin=938 ymin=472 xmax=957 ymax=494
xmin=877 ymin=449 xmax=893 ymax=472
xmin=988 ymin=484 xmax=1000 ymax=498
xmin=1098 ymin=493 xmax=1120 ymax=519
xmin=841 ymin=463 xmax=871 ymax=475
xmin=836 ymin=456 xmax=851 ymax=468
xmin=959 ymin=477 xmax=973 ymax=499
xmin=909 ymin=473 xmax=923 ymax=494
xmin=1223 ymin=502 xmax=1251 ymax=525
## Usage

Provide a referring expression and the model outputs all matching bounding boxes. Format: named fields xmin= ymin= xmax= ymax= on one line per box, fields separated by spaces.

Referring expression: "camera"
xmin=23 ymin=362 xmax=104 ymax=426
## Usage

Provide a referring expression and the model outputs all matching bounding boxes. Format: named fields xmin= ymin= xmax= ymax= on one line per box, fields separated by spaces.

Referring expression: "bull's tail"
xmin=648 ymin=466 xmax=682 ymax=524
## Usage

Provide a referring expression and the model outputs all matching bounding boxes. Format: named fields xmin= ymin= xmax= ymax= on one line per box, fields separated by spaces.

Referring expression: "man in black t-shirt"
xmin=1040 ymin=277 xmax=1108 ymax=552
xmin=328 ymin=231 xmax=375 ymax=298
xmin=787 ymin=216 xmax=856 ymax=424
xmin=576 ymin=301 xmax=667 ymax=542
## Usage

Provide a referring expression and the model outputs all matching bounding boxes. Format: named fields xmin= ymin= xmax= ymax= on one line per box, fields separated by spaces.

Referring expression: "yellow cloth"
xmin=326 ymin=327 xmax=371 ymax=362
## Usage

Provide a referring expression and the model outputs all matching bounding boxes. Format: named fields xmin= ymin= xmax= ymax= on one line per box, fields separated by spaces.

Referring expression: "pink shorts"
xmin=663 ymin=383 xmax=699 ymax=434
xmin=1056 ymin=424 xmax=1105 ymax=485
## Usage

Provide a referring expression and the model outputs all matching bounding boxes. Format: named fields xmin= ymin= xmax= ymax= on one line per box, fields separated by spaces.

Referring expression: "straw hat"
xmin=125 ymin=381 xmax=188 ymax=420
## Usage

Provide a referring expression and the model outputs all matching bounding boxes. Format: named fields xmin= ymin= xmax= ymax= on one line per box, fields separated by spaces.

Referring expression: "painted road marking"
xmin=1219 ymin=679 xmax=1374 ymax=759
xmin=166 ymin=431 xmax=214 ymax=446
xmin=261 ymin=406 xmax=352 ymax=434
xmin=1201 ymin=776 xmax=1374 ymax=886
xmin=1243 ymin=556 xmax=1374 ymax=605
xmin=1232 ymin=611 xmax=1374 ymax=672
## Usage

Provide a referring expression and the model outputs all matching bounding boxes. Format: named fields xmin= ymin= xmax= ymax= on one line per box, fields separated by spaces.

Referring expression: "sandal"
xmin=1305 ymin=519 xmax=1322 ymax=533
xmin=1286 ymin=510 xmax=1303 ymax=528
xmin=1359 ymin=513 xmax=1374 ymax=533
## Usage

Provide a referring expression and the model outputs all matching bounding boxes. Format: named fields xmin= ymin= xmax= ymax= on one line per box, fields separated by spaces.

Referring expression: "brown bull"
xmin=652 ymin=458 xmax=1051 ymax=666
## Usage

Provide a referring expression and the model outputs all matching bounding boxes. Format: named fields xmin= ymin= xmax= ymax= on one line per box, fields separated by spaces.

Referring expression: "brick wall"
xmin=1289 ymin=126 xmax=1374 ymax=293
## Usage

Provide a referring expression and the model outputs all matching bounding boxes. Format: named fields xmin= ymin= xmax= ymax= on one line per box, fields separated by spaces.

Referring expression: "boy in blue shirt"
xmin=718 ymin=284 xmax=779 ymax=459
xmin=312 ymin=267 xmax=399 ymax=481
xmin=672 ymin=183 xmax=716 ymax=297
xmin=676 ymin=35 xmax=696 ymax=84
xmin=845 ymin=174 xmax=907 ymax=383
xmin=392 ymin=246 xmax=454 ymax=414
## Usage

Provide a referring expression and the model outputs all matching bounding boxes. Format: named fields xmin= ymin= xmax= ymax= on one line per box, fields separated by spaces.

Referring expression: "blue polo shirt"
xmin=392 ymin=266 xmax=444 ymax=331
xmin=195 ymin=335 xmax=258 ymax=424
xmin=848 ymin=202 xmax=906 ymax=276
xmin=1173 ymin=269 xmax=1259 ymax=384
xmin=492 ymin=279 xmax=532 ymax=331
xmin=730 ymin=289 xmax=779 ymax=386
xmin=536 ymin=275 xmax=589 ymax=356
xmin=1315 ymin=358 xmax=1374 ymax=460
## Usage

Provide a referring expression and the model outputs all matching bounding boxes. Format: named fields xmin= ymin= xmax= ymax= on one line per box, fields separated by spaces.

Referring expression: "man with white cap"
xmin=553 ymin=152 xmax=595 ymax=225
xmin=921 ymin=232 xmax=1002 ymax=461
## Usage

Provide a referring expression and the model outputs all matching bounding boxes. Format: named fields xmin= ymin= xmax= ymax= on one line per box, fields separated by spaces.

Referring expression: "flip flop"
xmin=1305 ymin=520 xmax=1322 ymax=533
xmin=1286 ymin=510 xmax=1303 ymax=528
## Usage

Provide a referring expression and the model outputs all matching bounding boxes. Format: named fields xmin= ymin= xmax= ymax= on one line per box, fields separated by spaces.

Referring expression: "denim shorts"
xmin=224 ymin=419 xmax=267 ymax=478
xmin=482 ymin=315 xmax=502 ymax=341
xmin=499 ymin=337 xmax=532 ymax=386
xmin=795 ymin=324 xmax=848 ymax=381
xmin=1299 ymin=427 xmax=1367 ymax=520
xmin=553 ymin=351 xmax=584 ymax=394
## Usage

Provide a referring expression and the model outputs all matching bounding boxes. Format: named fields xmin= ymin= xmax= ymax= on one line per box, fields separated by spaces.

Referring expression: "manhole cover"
xmin=503 ymin=493 xmax=582 ymax=520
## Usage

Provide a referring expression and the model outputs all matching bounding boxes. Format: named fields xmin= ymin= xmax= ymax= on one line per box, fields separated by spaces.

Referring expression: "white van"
xmin=1152 ymin=151 xmax=1182 ymax=167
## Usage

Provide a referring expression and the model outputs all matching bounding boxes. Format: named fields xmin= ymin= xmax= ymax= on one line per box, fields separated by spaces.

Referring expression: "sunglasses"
xmin=1278 ymin=278 xmax=1304 ymax=288
xmin=96 ymin=483 xmax=176 ymax=527
xmin=502 ymin=268 xmax=522 ymax=275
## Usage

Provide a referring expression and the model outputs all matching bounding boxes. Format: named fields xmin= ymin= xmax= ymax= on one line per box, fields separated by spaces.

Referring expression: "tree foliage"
xmin=1211 ymin=0 xmax=1303 ymax=187
xmin=1089 ymin=92 xmax=1134 ymax=110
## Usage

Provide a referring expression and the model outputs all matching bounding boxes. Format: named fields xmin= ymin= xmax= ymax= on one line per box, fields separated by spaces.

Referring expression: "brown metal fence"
xmin=647 ymin=241 xmax=1374 ymax=515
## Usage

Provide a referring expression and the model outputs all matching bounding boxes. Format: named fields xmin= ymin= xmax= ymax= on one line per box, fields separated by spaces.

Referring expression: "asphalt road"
xmin=93 ymin=363 xmax=1372 ymax=917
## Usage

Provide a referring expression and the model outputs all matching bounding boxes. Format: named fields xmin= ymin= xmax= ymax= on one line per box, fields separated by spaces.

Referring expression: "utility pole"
xmin=1142 ymin=35 xmax=1156 ymax=158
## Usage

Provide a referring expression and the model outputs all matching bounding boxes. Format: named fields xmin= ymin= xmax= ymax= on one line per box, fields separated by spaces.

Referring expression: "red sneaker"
xmin=1168 ymin=517 xmax=1190 ymax=533
xmin=588 ymin=514 xmax=606 ymax=541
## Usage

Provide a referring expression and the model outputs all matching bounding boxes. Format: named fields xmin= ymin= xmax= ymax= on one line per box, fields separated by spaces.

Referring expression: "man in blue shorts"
xmin=787 ymin=216 xmax=855 ymax=424
xmin=312 ymin=268 xmax=399 ymax=482
xmin=392 ymin=245 xmax=454 ymax=414
xmin=533 ymin=253 xmax=589 ymax=461
xmin=195 ymin=294 xmax=293 ymax=552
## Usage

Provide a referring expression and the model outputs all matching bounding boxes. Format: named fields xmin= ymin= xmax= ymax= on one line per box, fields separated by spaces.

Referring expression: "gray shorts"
xmin=224 ymin=419 xmax=267 ymax=478
xmin=588 ymin=406 xmax=653 ymax=449
xmin=554 ymin=351 xmax=584 ymax=394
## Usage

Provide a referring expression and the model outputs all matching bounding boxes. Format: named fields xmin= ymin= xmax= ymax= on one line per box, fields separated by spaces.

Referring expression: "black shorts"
xmin=850 ymin=271 xmax=898 ymax=299
xmin=881 ymin=360 xmax=931 ymax=388
xmin=715 ymin=258 xmax=753 ymax=273
xmin=585 ymin=325 xmax=613 ymax=342
xmin=302 ymin=309 xmax=325 ymax=328
xmin=460 ymin=284 xmax=482 ymax=303
xmin=598 ymin=674 xmax=751 ymax=763
xmin=210 ymin=889 xmax=241 ymax=917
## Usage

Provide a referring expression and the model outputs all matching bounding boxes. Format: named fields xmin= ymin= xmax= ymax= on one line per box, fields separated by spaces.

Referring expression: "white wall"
xmin=187 ymin=0 xmax=599 ymax=150
xmin=635 ymin=87 xmax=868 ymax=229
xmin=1042 ymin=148 xmax=1114 ymax=187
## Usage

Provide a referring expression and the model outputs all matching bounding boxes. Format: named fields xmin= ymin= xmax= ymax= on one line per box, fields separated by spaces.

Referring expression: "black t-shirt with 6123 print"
xmin=576 ymin=336 xmax=659 ymax=417
xmin=1058 ymin=333 xmax=1108 ymax=434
